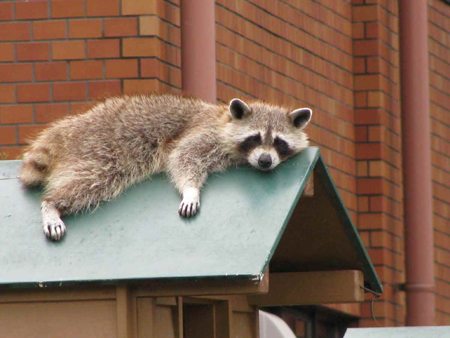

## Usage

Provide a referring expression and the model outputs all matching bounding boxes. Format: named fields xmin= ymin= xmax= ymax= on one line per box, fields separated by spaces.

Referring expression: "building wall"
xmin=428 ymin=0 xmax=450 ymax=325
xmin=351 ymin=0 xmax=404 ymax=327
xmin=0 ymin=0 xmax=449 ymax=328
xmin=216 ymin=0 xmax=357 ymax=222
xmin=0 ymin=0 xmax=181 ymax=159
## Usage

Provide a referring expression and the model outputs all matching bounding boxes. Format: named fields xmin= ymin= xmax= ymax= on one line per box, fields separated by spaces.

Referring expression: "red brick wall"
xmin=0 ymin=0 xmax=181 ymax=159
xmin=216 ymin=0 xmax=358 ymax=223
xmin=429 ymin=0 xmax=450 ymax=326
xmin=352 ymin=0 xmax=404 ymax=326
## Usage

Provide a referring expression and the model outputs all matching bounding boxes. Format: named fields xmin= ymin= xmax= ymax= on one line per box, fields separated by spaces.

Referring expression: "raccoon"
xmin=20 ymin=94 xmax=312 ymax=241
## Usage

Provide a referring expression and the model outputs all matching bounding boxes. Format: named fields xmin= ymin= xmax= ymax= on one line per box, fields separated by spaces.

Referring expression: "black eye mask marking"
xmin=239 ymin=133 xmax=262 ymax=154
xmin=274 ymin=136 xmax=294 ymax=158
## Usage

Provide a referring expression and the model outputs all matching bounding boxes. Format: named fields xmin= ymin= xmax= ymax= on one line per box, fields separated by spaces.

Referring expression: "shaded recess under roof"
xmin=0 ymin=147 xmax=381 ymax=294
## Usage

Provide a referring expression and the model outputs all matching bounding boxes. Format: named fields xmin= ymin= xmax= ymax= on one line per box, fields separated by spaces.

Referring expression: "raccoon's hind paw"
xmin=178 ymin=187 xmax=200 ymax=218
xmin=43 ymin=219 xmax=66 ymax=241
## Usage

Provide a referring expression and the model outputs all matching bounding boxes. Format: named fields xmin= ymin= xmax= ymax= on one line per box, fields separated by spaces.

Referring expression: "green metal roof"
xmin=0 ymin=147 xmax=382 ymax=293
xmin=344 ymin=327 xmax=450 ymax=338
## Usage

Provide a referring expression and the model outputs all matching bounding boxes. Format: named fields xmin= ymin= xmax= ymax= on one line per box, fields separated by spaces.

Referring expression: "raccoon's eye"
xmin=239 ymin=133 xmax=262 ymax=153
xmin=274 ymin=137 xmax=293 ymax=158
xmin=248 ymin=134 xmax=262 ymax=143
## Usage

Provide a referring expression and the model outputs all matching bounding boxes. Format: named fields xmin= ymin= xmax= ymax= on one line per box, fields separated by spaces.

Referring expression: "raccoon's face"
xmin=226 ymin=98 xmax=312 ymax=171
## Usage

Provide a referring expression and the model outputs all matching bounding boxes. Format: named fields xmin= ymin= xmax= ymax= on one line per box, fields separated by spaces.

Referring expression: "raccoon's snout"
xmin=258 ymin=153 xmax=272 ymax=169
xmin=247 ymin=146 xmax=280 ymax=171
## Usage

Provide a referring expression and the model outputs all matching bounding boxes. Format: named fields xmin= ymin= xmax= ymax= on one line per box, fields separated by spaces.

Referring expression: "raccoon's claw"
xmin=178 ymin=201 xmax=200 ymax=218
xmin=179 ymin=187 xmax=200 ymax=218
xmin=43 ymin=220 xmax=66 ymax=241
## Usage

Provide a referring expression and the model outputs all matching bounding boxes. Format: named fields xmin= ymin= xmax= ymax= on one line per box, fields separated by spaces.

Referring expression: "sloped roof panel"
xmin=0 ymin=147 xmax=381 ymax=293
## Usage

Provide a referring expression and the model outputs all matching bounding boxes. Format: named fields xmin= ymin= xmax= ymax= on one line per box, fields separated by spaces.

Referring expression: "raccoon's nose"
xmin=258 ymin=154 xmax=272 ymax=169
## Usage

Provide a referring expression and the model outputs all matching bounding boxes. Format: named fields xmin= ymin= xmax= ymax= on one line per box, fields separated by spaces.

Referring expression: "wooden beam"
xmin=177 ymin=297 xmax=184 ymax=338
xmin=248 ymin=270 xmax=364 ymax=307
xmin=134 ymin=275 xmax=268 ymax=298
xmin=116 ymin=285 xmax=133 ymax=338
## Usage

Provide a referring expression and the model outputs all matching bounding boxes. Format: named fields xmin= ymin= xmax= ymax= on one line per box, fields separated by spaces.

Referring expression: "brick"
xmin=369 ymin=161 xmax=382 ymax=177
xmin=17 ymin=42 xmax=50 ymax=61
xmin=87 ymin=0 xmax=119 ymax=16
xmin=0 ymin=126 xmax=16 ymax=145
xmin=365 ymin=22 xmax=379 ymax=39
xmin=355 ymin=126 xmax=368 ymax=142
xmin=53 ymin=40 xmax=85 ymax=60
xmin=88 ymin=80 xmax=121 ymax=99
xmin=69 ymin=19 xmax=102 ymax=38
xmin=369 ymin=196 xmax=383 ymax=213
xmin=353 ymin=5 xmax=379 ymax=22
xmin=70 ymin=60 xmax=103 ymax=80
xmin=0 ymin=146 xmax=25 ymax=160
xmin=352 ymin=23 xmax=364 ymax=39
xmin=144 ymin=60 xmax=178 ymax=90
xmin=122 ymin=0 xmax=157 ymax=15
xmin=0 ymin=105 xmax=33 ymax=124
xmin=35 ymin=103 xmax=69 ymax=123
xmin=355 ymin=109 xmax=381 ymax=125
xmin=140 ymin=58 xmax=158 ymax=77
xmin=33 ymin=21 xmax=66 ymax=40
xmin=354 ymin=58 xmax=366 ymax=73
xmin=354 ymin=40 xmax=379 ymax=56
xmin=358 ymin=178 xmax=383 ymax=195
xmin=139 ymin=16 xmax=180 ymax=46
xmin=366 ymin=58 xmax=381 ymax=74
xmin=35 ymin=62 xmax=68 ymax=81
xmin=368 ymin=126 xmax=382 ymax=142
xmin=51 ymin=0 xmax=84 ymax=18
xmin=0 ymin=85 xmax=14 ymax=103
xmin=122 ymin=37 xmax=157 ymax=57
xmin=357 ymin=161 xmax=368 ymax=176
xmin=17 ymin=83 xmax=51 ymax=103
xmin=354 ymin=92 xmax=367 ymax=108
xmin=0 ymin=64 xmax=32 ymax=83
xmin=356 ymin=143 xmax=381 ymax=159
xmin=139 ymin=16 xmax=158 ymax=35
xmin=87 ymin=39 xmax=120 ymax=58
xmin=106 ymin=59 xmax=138 ymax=78
xmin=358 ymin=197 xmax=369 ymax=212
xmin=104 ymin=17 xmax=137 ymax=37
xmin=123 ymin=79 xmax=159 ymax=94
xmin=16 ymin=0 xmax=48 ymax=20
xmin=358 ymin=213 xmax=384 ymax=230
xmin=367 ymin=91 xmax=383 ymax=107
xmin=0 ymin=2 xmax=14 ymax=21
xmin=0 ymin=22 xmax=31 ymax=41
xmin=53 ymin=82 xmax=87 ymax=101
xmin=70 ymin=102 xmax=97 ymax=115
xmin=354 ymin=75 xmax=380 ymax=90
xmin=18 ymin=125 xmax=48 ymax=144
xmin=0 ymin=43 xmax=14 ymax=61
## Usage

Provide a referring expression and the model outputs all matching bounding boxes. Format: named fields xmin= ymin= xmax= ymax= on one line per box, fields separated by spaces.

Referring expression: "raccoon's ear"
xmin=289 ymin=108 xmax=312 ymax=129
xmin=229 ymin=98 xmax=251 ymax=119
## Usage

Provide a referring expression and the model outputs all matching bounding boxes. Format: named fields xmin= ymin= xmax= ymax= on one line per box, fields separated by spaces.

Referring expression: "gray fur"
xmin=20 ymin=94 xmax=312 ymax=240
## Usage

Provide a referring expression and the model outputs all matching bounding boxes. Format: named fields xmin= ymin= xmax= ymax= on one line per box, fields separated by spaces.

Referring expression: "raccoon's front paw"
xmin=179 ymin=187 xmax=200 ymax=218
xmin=43 ymin=219 xmax=66 ymax=241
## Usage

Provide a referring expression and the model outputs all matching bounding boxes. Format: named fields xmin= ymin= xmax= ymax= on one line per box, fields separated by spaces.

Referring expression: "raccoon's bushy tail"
xmin=20 ymin=146 xmax=52 ymax=188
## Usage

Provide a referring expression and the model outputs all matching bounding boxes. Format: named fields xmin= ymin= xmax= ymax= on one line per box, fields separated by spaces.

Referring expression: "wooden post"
xmin=116 ymin=285 xmax=133 ymax=338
